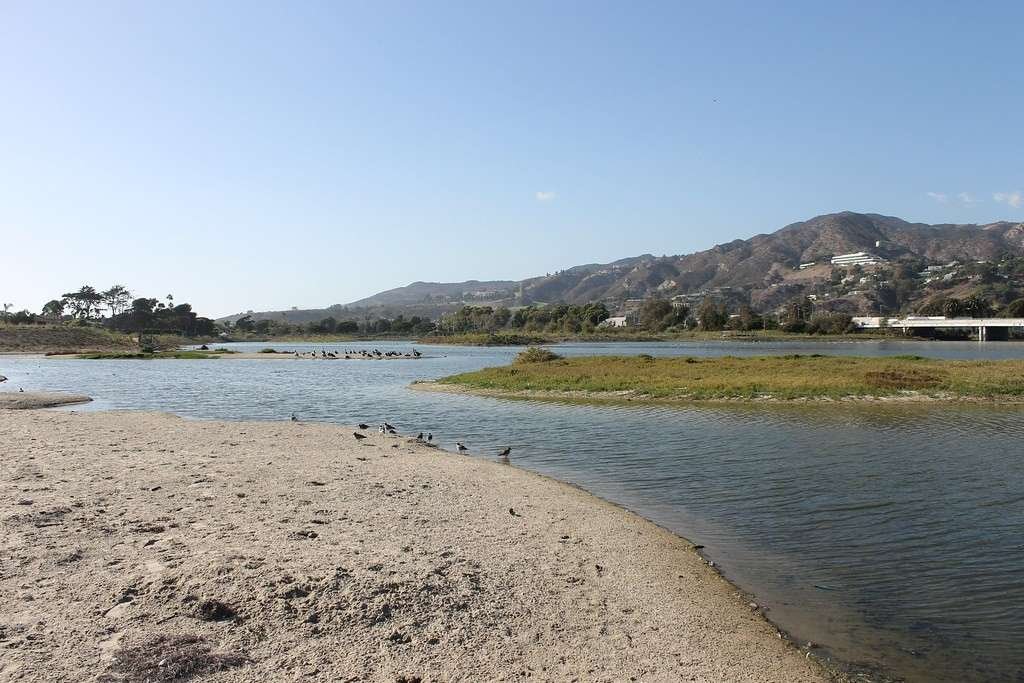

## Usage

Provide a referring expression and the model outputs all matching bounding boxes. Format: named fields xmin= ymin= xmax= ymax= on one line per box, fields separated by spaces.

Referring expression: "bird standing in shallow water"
xmin=291 ymin=413 xmax=298 ymax=422
xmin=358 ymin=423 xmax=370 ymax=430
xmin=456 ymin=442 xmax=468 ymax=452
xmin=427 ymin=433 xmax=433 ymax=442
xmin=498 ymin=447 xmax=511 ymax=457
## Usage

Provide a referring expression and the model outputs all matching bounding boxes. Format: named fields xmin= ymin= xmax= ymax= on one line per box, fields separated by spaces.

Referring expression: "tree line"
xmin=230 ymin=314 xmax=437 ymax=337
xmin=3 ymin=285 xmax=216 ymax=339
xmin=436 ymin=303 xmax=611 ymax=334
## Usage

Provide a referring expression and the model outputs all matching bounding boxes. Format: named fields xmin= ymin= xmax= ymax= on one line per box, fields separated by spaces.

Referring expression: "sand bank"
xmin=0 ymin=411 xmax=828 ymax=682
xmin=43 ymin=352 xmax=425 ymax=361
xmin=0 ymin=391 xmax=92 ymax=409
xmin=218 ymin=352 xmax=425 ymax=361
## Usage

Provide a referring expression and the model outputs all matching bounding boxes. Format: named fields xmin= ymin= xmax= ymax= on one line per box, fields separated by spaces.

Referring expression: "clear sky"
xmin=2 ymin=1 xmax=1022 ymax=317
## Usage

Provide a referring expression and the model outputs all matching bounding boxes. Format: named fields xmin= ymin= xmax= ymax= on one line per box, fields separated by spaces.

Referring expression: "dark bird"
xmin=290 ymin=413 xmax=298 ymax=421
xmin=416 ymin=432 xmax=424 ymax=440
xmin=427 ymin=433 xmax=433 ymax=442
xmin=498 ymin=447 xmax=511 ymax=457
xmin=384 ymin=422 xmax=396 ymax=431
xmin=358 ymin=423 xmax=370 ymax=430
xmin=456 ymin=442 xmax=468 ymax=452
xmin=353 ymin=432 xmax=367 ymax=440
xmin=509 ymin=508 xmax=519 ymax=517
xmin=0 ymin=375 xmax=6 ymax=383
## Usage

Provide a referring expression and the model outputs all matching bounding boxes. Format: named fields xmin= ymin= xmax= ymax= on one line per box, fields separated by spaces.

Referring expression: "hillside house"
xmin=831 ymin=252 xmax=884 ymax=267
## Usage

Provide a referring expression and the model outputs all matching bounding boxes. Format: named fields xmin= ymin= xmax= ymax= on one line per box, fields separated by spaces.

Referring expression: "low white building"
xmin=831 ymin=252 xmax=884 ymax=267
xmin=600 ymin=316 xmax=629 ymax=328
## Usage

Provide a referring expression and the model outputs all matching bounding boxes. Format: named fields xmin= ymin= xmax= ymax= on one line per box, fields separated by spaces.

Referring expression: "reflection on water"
xmin=3 ymin=339 xmax=1024 ymax=683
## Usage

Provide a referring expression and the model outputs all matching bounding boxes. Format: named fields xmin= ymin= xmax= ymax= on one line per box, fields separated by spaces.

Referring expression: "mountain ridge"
xmin=219 ymin=212 xmax=1024 ymax=322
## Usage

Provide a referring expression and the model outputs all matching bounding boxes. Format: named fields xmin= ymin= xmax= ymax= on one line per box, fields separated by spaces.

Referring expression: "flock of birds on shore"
xmin=291 ymin=348 xmax=422 ymax=360
xmin=289 ymin=412 xmax=511 ymax=459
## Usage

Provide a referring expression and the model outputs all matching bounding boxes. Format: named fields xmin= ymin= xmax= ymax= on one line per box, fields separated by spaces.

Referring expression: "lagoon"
xmin=3 ymin=339 xmax=1023 ymax=682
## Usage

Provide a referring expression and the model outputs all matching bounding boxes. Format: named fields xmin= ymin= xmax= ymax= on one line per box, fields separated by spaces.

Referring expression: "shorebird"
xmin=416 ymin=432 xmax=424 ymax=440
xmin=456 ymin=442 xmax=468 ymax=452
xmin=353 ymin=432 xmax=366 ymax=440
xmin=383 ymin=422 xmax=396 ymax=431
xmin=498 ymin=447 xmax=511 ymax=457
xmin=357 ymin=423 xmax=370 ymax=430
xmin=291 ymin=413 xmax=298 ymax=422
xmin=427 ymin=433 xmax=433 ymax=442
xmin=378 ymin=424 xmax=386 ymax=434
xmin=0 ymin=375 xmax=6 ymax=383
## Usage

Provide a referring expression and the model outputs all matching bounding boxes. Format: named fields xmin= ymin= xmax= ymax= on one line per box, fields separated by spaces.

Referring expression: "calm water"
xmin=3 ymin=340 xmax=1023 ymax=682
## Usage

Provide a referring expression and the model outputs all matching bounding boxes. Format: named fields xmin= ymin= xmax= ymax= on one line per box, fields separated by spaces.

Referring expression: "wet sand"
xmin=40 ymin=352 xmax=425 ymax=361
xmin=0 ymin=410 xmax=828 ymax=682
xmin=219 ymin=352 xmax=425 ymax=360
xmin=0 ymin=391 xmax=92 ymax=409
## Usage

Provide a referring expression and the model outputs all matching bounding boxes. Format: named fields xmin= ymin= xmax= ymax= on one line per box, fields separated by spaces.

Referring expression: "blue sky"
xmin=2 ymin=1 xmax=1022 ymax=317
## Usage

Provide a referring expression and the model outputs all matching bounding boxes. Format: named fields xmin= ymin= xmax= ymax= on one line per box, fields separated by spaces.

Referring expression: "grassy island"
xmin=427 ymin=352 xmax=1024 ymax=402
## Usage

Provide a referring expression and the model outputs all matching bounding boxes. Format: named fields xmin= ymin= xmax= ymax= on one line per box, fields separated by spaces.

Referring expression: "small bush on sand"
xmin=514 ymin=347 xmax=561 ymax=363
xmin=108 ymin=633 xmax=246 ymax=682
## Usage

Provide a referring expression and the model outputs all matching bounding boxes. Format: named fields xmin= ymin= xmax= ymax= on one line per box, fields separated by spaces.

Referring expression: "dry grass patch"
xmin=105 ymin=634 xmax=246 ymax=682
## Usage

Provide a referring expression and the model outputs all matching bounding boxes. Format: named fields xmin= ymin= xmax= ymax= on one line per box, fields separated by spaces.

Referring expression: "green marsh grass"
xmin=436 ymin=354 xmax=1024 ymax=401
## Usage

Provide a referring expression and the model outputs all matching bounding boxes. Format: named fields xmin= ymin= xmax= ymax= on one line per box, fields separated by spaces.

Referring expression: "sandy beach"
xmin=1 ymin=410 xmax=828 ymax=682
xmin=216 ymin=352 xmax=426 ymax=361
xmin=39 ymin=352 xmax=426 ymax=361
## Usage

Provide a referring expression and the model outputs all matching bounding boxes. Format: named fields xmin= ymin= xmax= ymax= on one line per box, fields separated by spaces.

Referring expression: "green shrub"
xmin=514 ymin=347 xmax=561 ymax=363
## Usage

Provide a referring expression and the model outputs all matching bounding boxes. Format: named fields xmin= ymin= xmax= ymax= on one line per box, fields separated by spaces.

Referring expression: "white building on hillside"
xmin=831 ymin=251 xmax=884 ymax=267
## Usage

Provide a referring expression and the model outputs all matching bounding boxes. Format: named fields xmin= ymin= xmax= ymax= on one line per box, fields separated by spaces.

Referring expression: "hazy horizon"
xmin=3 ymin=2 xmax=1022 ymax=318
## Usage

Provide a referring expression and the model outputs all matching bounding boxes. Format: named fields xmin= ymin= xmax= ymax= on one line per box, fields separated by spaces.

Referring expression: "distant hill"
xmin=345 ymin=280 xmax=518 ymax=308
xmin=219 ymin=212 xmax=1024 ymax=322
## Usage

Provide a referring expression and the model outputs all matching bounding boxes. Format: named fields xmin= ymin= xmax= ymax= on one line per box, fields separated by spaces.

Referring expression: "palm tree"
xmin=962 ymin=295 xmax=993 ymax=318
